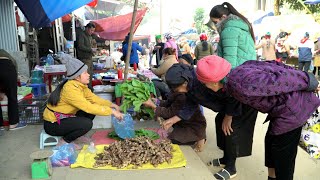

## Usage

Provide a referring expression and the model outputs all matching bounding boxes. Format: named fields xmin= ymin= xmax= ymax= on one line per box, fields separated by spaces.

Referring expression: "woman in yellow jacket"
xmin=43 ymin=54 xmax=123 ymax=147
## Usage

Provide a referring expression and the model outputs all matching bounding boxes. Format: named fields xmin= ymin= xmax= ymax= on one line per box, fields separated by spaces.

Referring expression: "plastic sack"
xmin=299 ymin=110 xmax=320 ymax=159
xmin=50 ymin=143 xmax=77 ymax=167
xmin=111 ymin=114 xmax=135 ymax=139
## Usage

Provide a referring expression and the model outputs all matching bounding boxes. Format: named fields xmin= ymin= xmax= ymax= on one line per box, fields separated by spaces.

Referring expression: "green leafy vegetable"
xmin=120 ymin=79 xmax=154 ymax=118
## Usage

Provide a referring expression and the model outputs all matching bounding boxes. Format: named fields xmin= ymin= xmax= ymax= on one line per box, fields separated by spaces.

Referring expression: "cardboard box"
xmin=43 ymin=65 xmax=66 ymax=73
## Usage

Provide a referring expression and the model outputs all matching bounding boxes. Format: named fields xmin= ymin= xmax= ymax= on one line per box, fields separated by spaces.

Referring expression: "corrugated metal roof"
xmin=0 ymin=0 xmax=18 ymax=51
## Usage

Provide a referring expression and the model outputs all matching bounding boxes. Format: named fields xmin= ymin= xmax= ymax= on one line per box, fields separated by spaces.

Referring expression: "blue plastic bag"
xmin=50 ymin=143 xmax=77 ymax=167
xmin=112 ymin=114 xmax=135 ymax=139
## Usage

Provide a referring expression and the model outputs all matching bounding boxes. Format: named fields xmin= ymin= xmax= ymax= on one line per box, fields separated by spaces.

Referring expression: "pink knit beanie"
xmin=196 ymin=55 xmax=231 ymax=83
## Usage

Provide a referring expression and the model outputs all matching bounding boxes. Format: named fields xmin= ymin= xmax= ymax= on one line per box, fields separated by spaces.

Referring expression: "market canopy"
xmin=92 ymin=8 xmax=148 ymax=41
xmin=304 ymin=0 xmax=320 ymax=4
xmin=14 ymin=0 xmax=93 ymax=28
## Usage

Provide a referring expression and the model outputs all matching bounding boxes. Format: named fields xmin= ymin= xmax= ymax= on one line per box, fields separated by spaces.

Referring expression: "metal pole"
xmin=124 ymin=0 xmax=138 ymax=80
xmin=297 ymin=0 xmax=313 ymax=15
xmin=160 ymin=0 xmax=163 ymax=35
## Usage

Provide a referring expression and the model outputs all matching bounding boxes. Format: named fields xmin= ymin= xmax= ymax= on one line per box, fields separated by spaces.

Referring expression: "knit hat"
xmin=304 ymin=32 xmax=310 ymax=38
xmin=196 ymin=55 xmax=231 ymax=83
xmin=155 ymin=35 xmax=162 ymax=40
xmin=165 ymin=63 xmax=193 ymax=88
xmin=57 ymin=53 xmax=88 ymax=80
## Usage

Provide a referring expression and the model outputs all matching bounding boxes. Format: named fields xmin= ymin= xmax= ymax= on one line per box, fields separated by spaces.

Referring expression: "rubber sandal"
xmin=194 ymin=139 xmax=207 ymax=152
xmin=207 ymin=158 xmax=225 ymax=168
xmin=214 ymin=168 xmax=237 ymax=180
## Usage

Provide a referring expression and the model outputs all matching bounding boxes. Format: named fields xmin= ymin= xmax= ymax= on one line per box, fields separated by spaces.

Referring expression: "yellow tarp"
xmin=71 ymin=144 xmax=187 ymax=170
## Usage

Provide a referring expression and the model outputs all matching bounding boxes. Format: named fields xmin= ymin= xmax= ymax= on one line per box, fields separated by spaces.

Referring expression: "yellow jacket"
xmin=43 ymin=80 xmax=112 ymax=122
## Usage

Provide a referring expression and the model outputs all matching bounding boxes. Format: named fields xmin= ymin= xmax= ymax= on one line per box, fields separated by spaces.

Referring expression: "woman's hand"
xmin=112 ymin=109 xmax=123 ymax=120
xmin=222 ymin=115 xmax=233 ymax=136
xmin=162 ymin=116 xmax=181 ymax=130
xmin=142 ymin=98 xmax=156 ymax=109
xmin=111 ymin=103 xmax=121 ymax=112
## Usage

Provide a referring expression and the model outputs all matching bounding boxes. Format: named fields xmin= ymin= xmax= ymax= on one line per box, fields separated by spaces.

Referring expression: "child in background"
xmin=143 ymin=66 xmax=206 ymax=152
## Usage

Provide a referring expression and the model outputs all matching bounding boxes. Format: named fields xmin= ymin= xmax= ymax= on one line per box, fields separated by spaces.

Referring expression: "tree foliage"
xmin=274 ymin=0 xmax=320 ymax=15
xmin=193 ymin=8 xmax=206 ymax=33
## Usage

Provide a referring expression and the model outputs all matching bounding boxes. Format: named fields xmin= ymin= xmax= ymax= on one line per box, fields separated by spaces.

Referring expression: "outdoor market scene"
xmin=1 ymin=0 xmax=320 ymax=179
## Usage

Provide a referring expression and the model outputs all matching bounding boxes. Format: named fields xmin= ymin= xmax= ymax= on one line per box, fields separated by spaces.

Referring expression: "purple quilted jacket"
xmin=226 ymin=60 xmax=320 ymax=135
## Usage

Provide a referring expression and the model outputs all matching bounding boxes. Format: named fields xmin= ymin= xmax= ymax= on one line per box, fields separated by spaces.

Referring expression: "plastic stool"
xmin=28 ymin=83 xmax=47 ymax=97
xmin=40 ymin=129 xmax=61 ymax=149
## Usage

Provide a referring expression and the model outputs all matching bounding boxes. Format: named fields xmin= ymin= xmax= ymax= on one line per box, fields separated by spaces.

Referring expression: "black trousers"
xmin=215 ymin=105 xmax=258 ymax=167
xmin=44 ymin=111 xmax=95 ymax=143
xmin=0 ymin=60 xmax=19 ymax=126
xmin=265 ymin=126 xmax=302 ymax=180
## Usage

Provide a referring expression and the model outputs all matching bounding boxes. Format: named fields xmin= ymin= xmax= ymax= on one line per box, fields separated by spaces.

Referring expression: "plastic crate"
xmin=18 ymin=96 xmax=48 ymax=124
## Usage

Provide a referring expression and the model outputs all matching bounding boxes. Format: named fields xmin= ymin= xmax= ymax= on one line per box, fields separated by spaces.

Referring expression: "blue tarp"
xmin=14 ymin=0 xmax=92 ymax=28
xmin=181 ymin=28 xmax=197 ymax=35
xmin=253 ymin=12 xmax=274 ymax=25
xmin=304 ymin=0 xmax=320 ymax=4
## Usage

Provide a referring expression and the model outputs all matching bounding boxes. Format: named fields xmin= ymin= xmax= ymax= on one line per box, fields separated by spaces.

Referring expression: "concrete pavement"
xmin=0 ymin=109 xmax=319 ymax=180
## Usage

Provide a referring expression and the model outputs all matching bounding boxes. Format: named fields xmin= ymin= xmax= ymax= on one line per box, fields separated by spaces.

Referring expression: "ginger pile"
xmin=94 ymin=137 xmax=173 ymax=169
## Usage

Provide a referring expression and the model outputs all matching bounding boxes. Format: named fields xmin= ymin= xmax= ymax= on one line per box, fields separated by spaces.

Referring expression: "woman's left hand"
xmin=222 ymin=115 xmax=233 ymax=136
xmin=112 ymin=109 xmax=123 ymax=120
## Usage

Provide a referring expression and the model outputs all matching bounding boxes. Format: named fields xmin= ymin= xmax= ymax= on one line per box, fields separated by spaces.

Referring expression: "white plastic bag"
xmin=299 ymin=110 xmax=320 ymax=159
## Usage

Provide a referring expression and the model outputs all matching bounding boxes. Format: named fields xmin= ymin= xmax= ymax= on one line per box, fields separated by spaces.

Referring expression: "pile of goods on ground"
xmin=94 ymin=137 xmax=173 ymax=169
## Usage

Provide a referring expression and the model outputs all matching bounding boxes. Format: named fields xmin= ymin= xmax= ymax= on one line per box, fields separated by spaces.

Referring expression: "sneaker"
xmin=0 ymin=127 xmax=4 ymax=136
xmin=9 ymin=123 xmax=27 ymax=130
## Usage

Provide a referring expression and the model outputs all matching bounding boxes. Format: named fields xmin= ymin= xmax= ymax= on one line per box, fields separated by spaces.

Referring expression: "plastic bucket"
xmin=0 ymin=95 xmax=9 ymax=126
xmin=97 ymin=93 xmax=113 ymax=102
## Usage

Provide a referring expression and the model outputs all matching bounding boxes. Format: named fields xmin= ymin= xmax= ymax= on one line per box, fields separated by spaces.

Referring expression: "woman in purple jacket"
xmin=195 ymin=55 xmax=320 ymax=180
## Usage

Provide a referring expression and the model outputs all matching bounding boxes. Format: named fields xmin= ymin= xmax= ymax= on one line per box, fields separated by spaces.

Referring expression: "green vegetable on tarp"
xmin=108 ymin=129 xmax=160 ymax=140
xmin=119 ymin=79 xmax=155 ymax=118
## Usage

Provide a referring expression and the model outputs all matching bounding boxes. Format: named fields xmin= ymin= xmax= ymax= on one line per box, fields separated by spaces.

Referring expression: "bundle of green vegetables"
xmin=120 ymin=79 xmax=154 ymax=119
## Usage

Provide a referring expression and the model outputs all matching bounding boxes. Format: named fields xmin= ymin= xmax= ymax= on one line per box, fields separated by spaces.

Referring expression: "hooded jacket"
xmin=43 ymin=80 xmax=112 ymax=122
xmin=216 ymin=14 xmax=256 ymax=68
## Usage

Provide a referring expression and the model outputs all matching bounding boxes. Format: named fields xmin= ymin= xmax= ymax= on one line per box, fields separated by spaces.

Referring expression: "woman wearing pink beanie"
xmin=163 ymin=60 xmax=258 ymax=180
xmin=196 ymin=55 xmax=320 ymax=180
xmin=196 ymin=55 xmax=258 ymax=180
